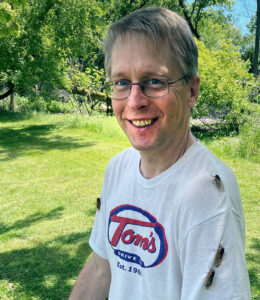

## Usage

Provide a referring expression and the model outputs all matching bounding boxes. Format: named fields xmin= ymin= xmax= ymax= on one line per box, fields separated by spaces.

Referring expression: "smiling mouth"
xmin=130 ymin=118 xmax=158 ymax=128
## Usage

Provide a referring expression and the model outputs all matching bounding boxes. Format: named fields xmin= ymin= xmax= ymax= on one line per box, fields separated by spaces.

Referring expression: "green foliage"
xmin=64 ymin=64 xmax=104 ymax=94
xmin=27 ymin=96 xmax=47 ymax=112
xmin=46 ymin=100 xmax=71 ymax=114
xmin=236 ymin=112 xmax=260 ymax=162
xmin=198 ymin=8 xmax=243 ymax=50
xmin=10 ymin=95 xmax=30 ymax=113
xmin=0 ymin=0 xmax=106 ymax=101
xmin=0 ymin=0 xmax=257 ymax=127
xmin=194 ymin=39 xmax=256 ymax=131
xmin=0 ymin=97 xmax=9 ymax=112
xmin=205 ymin=109 xmax=260 ymax=163
xmin=0 ymin=95 xmax=73 ymax=114
xmin=0 ymin=0 xmax=26 ymax=38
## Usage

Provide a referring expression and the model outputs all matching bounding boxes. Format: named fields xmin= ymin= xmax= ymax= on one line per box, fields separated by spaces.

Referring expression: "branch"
xmin=69 ymin=87 xmax=107 ymax=103
xmin=0 ymin=82 xmax=14 ymax=100
xmin=178 ymin=0 xmax=200 ymax=39
xmin=138 ymin=0 xmax=149 ymax=9
xmin=105 ymin=0 xmax=149 ymax=21
xmin=194 ymin=3 xmax=203 ymax=33
xmin=191 ymin=0 xmax=198 ymax=16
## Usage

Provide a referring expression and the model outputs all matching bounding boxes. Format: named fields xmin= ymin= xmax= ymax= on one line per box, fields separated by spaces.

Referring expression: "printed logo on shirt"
xmin=108 ymin=204 xmax=168 ymax=268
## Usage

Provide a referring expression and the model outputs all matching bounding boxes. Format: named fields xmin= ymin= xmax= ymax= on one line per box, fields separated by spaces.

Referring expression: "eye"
xmin=114 ymin=79 xmax=130 ymax=90
xmin=143 ymin=78 xmax=166 ymax=88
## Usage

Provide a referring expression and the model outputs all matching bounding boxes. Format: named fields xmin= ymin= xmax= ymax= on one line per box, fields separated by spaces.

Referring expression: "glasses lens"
xmin=142 ymin=78 xmax=168 ymax=97
xmin=115 ymin=80 xmax=130 ymax=99
xmin=107 ymin=80 xmax=130 ymax=100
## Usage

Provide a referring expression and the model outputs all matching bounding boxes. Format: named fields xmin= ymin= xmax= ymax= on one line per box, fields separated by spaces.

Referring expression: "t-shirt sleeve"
xmin=89 ymin=188 xmax=108 ymax=259
xmin=179 ymin=210 xmax=251 ymax=300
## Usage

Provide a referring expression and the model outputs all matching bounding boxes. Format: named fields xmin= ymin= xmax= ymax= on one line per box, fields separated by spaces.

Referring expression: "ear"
xmin=188 ymin=76 xmax=200 ymax=108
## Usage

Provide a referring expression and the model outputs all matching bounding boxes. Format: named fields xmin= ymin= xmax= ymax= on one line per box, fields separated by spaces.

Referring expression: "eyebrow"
xmin=111 ymin=71 xmax=169 ymax=80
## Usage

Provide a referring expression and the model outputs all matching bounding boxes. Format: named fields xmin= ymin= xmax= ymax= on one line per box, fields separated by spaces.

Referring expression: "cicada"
xmin=214 ymin=244 xmax=224 ymax=267
xmin=212 ymin=174 xmax=224 ymax=192
xmin=204 ymin=268 xmax=215 ymax=289
xmin=97 ymin=197 xmax=101 ymax=210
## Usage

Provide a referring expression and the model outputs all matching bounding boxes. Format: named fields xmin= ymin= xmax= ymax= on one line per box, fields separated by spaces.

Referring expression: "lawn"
xmin=0 ymin=112 xmax=259 ymax=299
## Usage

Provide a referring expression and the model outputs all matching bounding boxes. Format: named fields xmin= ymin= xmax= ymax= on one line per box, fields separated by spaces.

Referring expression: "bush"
xmin=46 ymin=100 xmax=71 ymax=113
xmin=0 ymin=95 xmax=31 ymax=113
xmin=207 ymin=109 xmax=260 ymax=163
xmin=27 ymin=96 xmax=47 ymax=112
xmin=0 ymin=94 xmax=75 ymax=114
xmin=193 ymin=40 xmax=256 ymax=132
xmin=0 ymin=97 xmax=9 ymax=112
xmin=14 ymin=96 xmax=30 ymax=113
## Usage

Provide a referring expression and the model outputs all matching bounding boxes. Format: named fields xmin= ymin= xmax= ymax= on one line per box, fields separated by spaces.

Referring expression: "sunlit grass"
xmin=0 ymin=112 xmax=259 ymax=299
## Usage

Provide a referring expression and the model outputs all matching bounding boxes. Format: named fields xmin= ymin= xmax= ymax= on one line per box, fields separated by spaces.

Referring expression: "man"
xmin=70 ymin=7 xmax=251 ymax=299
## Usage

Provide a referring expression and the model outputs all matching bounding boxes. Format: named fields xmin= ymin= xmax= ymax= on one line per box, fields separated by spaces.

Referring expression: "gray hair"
xmin=103 ymin=7 xmax=198 ymax=80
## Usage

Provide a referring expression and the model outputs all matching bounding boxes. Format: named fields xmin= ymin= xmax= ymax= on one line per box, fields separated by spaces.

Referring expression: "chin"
xmin=129 ymin=139 xmax=158 ymax=152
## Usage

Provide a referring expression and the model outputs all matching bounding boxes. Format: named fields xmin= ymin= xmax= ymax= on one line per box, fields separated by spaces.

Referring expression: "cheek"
xmin=167 ymin=91 xmax=189 ymax=127
xmin=112 ymin=101 xmax=123 ymax=119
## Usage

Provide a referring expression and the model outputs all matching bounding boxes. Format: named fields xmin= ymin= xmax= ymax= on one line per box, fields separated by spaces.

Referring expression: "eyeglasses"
xmin=106 ymin=76 xmax=185 ymax=100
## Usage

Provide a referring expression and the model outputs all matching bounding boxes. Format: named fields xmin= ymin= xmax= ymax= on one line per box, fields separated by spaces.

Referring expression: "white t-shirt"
xmin=89 ymin=141 xmax=251 ymax=299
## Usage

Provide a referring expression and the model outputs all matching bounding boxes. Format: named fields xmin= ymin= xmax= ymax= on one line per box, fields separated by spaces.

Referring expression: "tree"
xmin=253 ymin=0 xmax=259 ymax=78
xmin=0 ymin=0 xmax=106 ymax=106
xmin=176 ymin=0 xmax=232 ymax=39
xmin=104 ymin=0 xmax=232 ymax=40
xmin=193 ymin=39 xmax=256 ymax=131
xmin=0 ymin=0 xmax=257 ymax=120
xmin=197 ymin=7 xmax=243 ymax=49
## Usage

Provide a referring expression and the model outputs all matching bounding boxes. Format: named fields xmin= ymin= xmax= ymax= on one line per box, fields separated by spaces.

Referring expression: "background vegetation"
xmin=0 ymin=0 xmax=259 ymax=299
xmin=0 ymin=0 xmax=259 ymax=131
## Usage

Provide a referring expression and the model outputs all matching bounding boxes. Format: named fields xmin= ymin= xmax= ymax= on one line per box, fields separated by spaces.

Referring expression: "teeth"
xmin=132 ymin=119 xmax=152 ymax=127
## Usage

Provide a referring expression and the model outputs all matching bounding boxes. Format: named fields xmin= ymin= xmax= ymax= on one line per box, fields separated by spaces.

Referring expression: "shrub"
xmin=0 ymin=97 xmax=9 ymax=112
xmin=27 ymin=95 xmax=47 ymax=112
xmin=14 ymin=96 xmax=30 ymax=113
xmin=207 ymin=108 xmax=260 ymax=163
xmin=194 ymin=40 xmax=256 ymax=132
xmin=46 ymin=100 xmax=71 ymax=113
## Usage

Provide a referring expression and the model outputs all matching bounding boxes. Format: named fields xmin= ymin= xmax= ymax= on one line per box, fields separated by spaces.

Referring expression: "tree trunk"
xmin=253 ymin=0 xmax=260 ymax=78
xmin=9 ymin=91 xmax=15 ymax=111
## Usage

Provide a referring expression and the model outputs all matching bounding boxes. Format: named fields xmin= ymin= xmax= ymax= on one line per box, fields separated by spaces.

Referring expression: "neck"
xmin=139 ymin=131 xmax=196 ymax=179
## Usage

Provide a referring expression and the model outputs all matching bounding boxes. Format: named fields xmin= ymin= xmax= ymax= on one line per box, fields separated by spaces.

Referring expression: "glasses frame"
xmin=106 ymin=76 xmax=186 ymax=100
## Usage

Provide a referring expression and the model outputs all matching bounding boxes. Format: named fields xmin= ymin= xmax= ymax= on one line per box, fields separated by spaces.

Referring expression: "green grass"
xmin=0 ymin=112 xmax=259 ymax=299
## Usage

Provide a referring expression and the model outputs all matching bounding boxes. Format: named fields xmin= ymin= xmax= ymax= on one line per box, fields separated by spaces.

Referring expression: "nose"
xmin=127 ymin=84 xmax=149 ymax=109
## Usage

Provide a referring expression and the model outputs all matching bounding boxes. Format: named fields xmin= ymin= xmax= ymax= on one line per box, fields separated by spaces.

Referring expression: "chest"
xmin=104 ymin=179 xmax=182 ymax=270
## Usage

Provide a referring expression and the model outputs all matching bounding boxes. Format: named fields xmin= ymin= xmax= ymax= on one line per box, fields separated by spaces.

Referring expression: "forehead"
xmin=110 ymin=33 xmax=180 ymax=79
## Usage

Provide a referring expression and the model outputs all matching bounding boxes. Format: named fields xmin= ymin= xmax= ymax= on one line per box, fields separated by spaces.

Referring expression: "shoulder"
xmin=107 ymin=147 xmax=139 ymax=171
xmin=103 ymin=147 xmax=139 ymax=182
xmin=185 ymin=141 xmax=239 ymax=194
xmin=174 ymin=141 xmax=244 ymax=235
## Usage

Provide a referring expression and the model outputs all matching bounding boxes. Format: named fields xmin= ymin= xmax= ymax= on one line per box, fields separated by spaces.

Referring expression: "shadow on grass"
xmin=246 ymin=238 xmax=260 ymax=299
xmin=0 ymin=232 xmax=91 ymax=300
xmin=0 ymin=124 xmax=95 ymax=161
xmin=0 ymin=112 xmax=35 ymax=123
xmin=0 ymin=207 xmax=64 ymax=236
xmin=0 ymin=207 xmax=92 ymax=299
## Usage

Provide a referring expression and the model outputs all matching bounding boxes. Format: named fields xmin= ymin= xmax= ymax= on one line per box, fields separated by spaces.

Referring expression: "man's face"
xmin=110 ymin=34 xmax=199 ymax=153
